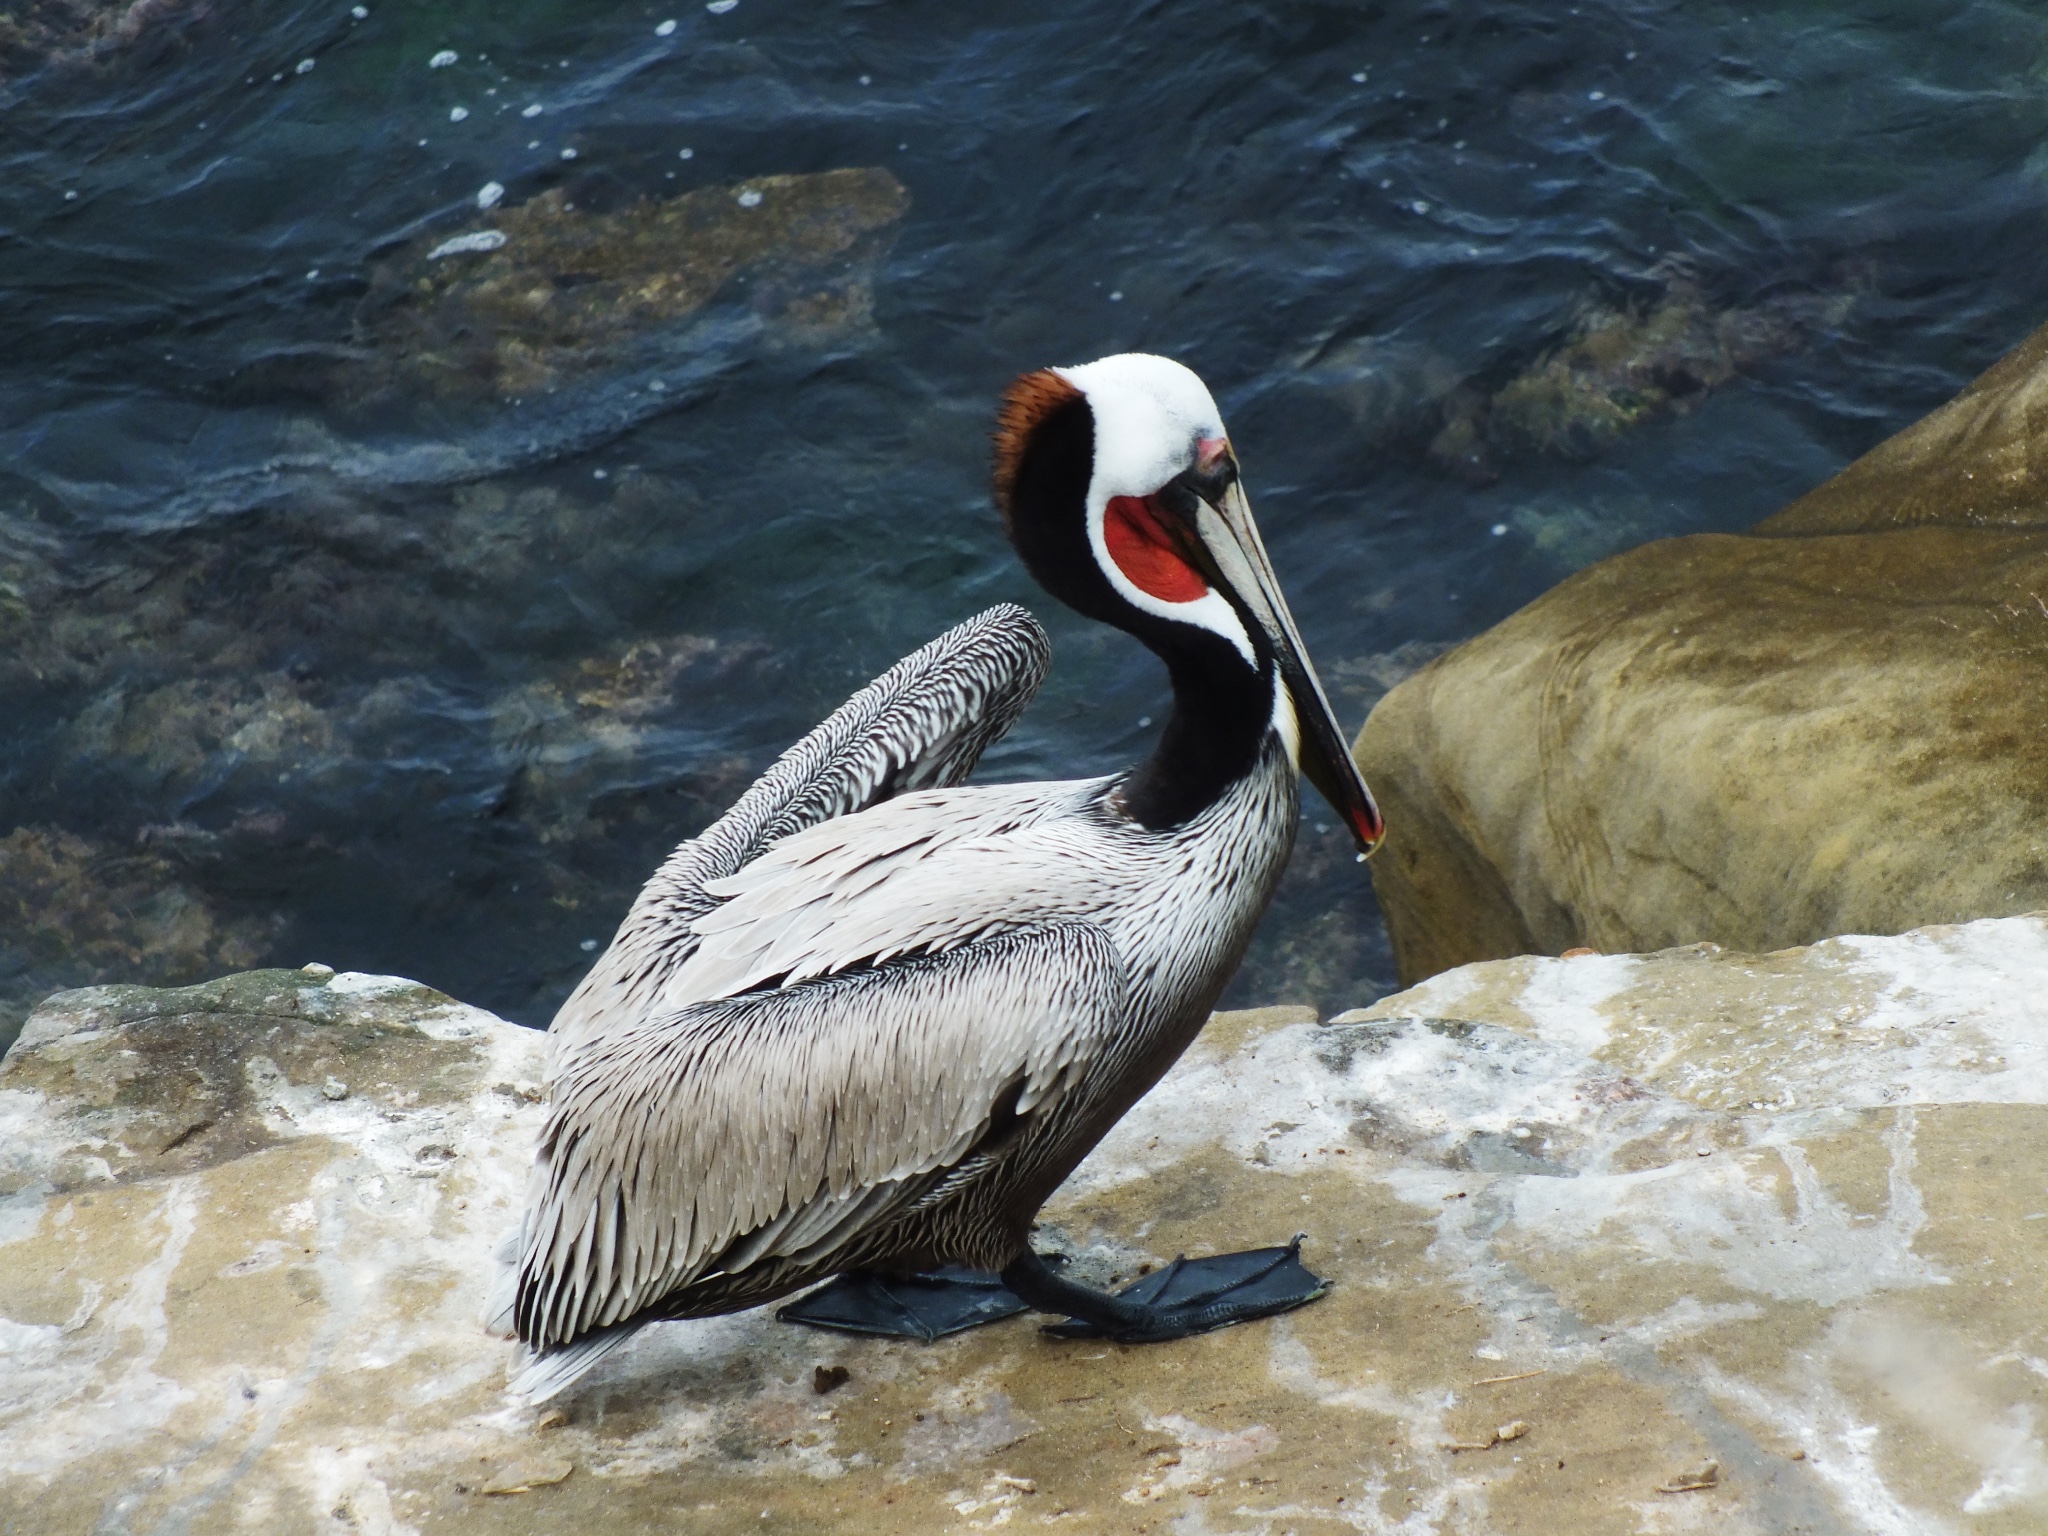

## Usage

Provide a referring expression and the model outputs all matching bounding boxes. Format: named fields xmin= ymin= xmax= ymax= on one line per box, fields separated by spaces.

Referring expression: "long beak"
xmin=1189 ymin=481 xmax=1385 ymax=857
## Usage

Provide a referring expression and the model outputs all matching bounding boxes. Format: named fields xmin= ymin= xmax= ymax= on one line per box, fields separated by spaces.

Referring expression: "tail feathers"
xmin=509 ymin=1322 xmax=642 ymax=1403
xmin=480 ymin=1222 xmax=525 ymax=1340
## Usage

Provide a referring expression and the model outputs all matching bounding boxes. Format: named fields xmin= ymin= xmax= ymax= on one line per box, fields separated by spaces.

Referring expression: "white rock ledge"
xmin=5 ymin=917 xmax=2048 ymax=1533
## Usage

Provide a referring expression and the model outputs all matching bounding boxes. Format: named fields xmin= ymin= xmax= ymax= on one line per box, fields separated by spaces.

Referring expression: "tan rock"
xmin=1357 ymin=316 xmax=2048 ymax=985
xmin=7 ymin=917 xmax=2048 ymax=1532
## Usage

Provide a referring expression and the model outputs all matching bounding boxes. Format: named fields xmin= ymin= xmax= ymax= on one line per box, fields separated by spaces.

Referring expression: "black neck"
xmin=1004 ymin=392 xmax=1278 ymax=831
xmin=1118 ymin=629 xmax=1278 ymax=828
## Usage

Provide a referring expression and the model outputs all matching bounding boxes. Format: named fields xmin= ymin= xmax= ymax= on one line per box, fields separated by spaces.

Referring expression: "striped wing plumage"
xmin=673 ymin=777 xmax=1113 ymax=999
xmin=505 ymin=603 xmax=1131 ymax=1366
xmin=548 ymin=603 xmax=1051 ymax=1054
xmin=515 ymin=919 xmax=1125 ymax=1348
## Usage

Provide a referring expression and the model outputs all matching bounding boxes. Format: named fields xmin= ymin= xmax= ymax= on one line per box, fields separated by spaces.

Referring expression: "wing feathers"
xmin=515 ymin=920 xmax=1125 ymax=1349
xmin=549 ymin=604 xmax=1050 ymax=1053
xmin=674 ymin=784 xmax=1105 ymax=1000
xmin=510 ymin=1323 xmax=638 ymax=1403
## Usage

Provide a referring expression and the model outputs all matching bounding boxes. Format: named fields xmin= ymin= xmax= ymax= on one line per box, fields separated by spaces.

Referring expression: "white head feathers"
xmin=1054 ymin=353 xmax=1226 ymax=504
xmin=1055 ymin=353 xmax=1255 ymax=667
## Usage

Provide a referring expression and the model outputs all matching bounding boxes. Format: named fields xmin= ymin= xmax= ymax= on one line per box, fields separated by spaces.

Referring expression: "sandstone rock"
xmin=8 ymin=917 xmax=2048 ymax=1532
xmin=1358 ymin=315 xmax=2048 ymax=985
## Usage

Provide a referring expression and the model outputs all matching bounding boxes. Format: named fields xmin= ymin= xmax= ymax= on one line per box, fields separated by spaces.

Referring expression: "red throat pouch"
xmin=1103 ymin=495 xmax=1209 ymax=604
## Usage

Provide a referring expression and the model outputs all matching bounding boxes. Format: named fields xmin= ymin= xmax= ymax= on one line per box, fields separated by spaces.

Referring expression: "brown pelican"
xmin=497 ymin=353 xmax=1383 ymax=1399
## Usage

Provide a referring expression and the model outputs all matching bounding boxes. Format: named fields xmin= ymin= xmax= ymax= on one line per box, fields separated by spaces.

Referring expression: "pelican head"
xmin=993 ymin=352 xmax=1383 ymax=855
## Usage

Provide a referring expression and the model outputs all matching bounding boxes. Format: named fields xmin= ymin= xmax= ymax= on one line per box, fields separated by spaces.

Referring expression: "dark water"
xmin=4 ymin=0 xmax=2047 ymax=1047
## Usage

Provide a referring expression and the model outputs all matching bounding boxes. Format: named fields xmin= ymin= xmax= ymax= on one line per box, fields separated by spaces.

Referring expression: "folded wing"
xmin=514 ymin=918 xmax=1126 ymax=1349
xmin=550 ymin=603 xmax=1051 ymax=1053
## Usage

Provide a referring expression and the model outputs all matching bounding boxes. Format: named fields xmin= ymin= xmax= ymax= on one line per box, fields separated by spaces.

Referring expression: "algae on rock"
xmin=1427 ymin=275 xmax=1856 ymax=480
xmin=0 ymin=827 xmax=277 ymax=1053
xmin=341 ymin=168 xmax=911 ymax=406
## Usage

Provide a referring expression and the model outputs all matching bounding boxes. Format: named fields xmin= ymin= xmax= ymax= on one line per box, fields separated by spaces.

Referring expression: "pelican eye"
xmin=1167 ymin=451 xmax=1237 ymax=511
xmin=1156 ymin=477 xmax=1202 ymax=522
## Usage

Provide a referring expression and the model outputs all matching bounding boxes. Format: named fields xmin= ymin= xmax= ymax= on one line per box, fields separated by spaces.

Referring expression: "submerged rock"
xmin=59 ymin=671 xmax=338 ymax=789
xmin=0 ymin=827 xmax=276 ymax=1053
xmin=0 ymin=0 xmax=208 ymax=83
xmin=1359 ymin=315 xmax=2048 ymax=985
xmin=1269 ymin=273 xmax=1856 ymax=485
xmin=0 ymin=463 xmax=777 ymax=1035
xmin=486 ymin=631 xmax=764 ymax=844
xmin=1429 ymin=274 xmax=1855 ymax=480
xmin=5 ymin=915 xmax=2048 ymax=1531
xmin=1486 ymin=279 xmax=1817 ymax=453
xmin=336 ymin=168 xmax=910 ymax=407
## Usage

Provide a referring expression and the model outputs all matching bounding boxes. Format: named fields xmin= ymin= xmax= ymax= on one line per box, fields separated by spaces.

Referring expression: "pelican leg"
xmin=1002 ymin=1236 xmax=1327 ymax=1343
xmin=777 ymin=1267 xmax=1032 ymax=1342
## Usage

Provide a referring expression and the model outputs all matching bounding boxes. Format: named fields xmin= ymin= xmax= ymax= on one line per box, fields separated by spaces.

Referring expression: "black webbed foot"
xmin=777 ymin=1266 xmax=1031 ymax=1342
xmin=1005 ymin=1236 xmax=1327 ymax=1343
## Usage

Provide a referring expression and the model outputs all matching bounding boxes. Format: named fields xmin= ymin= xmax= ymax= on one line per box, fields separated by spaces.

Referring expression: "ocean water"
xmin=3 ymin=0 xmax=2046 ymax=1045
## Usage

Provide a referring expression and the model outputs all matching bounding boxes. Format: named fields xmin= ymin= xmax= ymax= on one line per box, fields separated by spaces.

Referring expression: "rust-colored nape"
xmin=992 ymin=367 xmax=1085 ymax=527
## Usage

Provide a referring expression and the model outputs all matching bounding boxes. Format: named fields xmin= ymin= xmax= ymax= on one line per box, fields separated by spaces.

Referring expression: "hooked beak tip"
xmin=1348 ymin=807 xmax=1385 ymax=858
